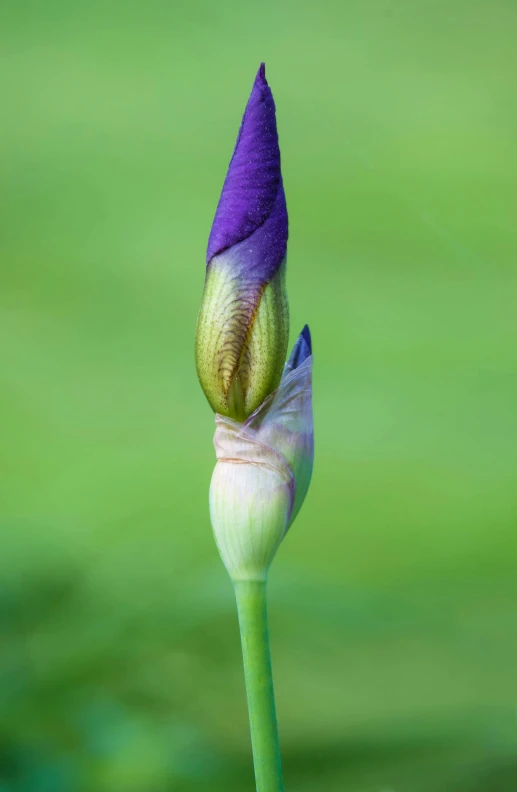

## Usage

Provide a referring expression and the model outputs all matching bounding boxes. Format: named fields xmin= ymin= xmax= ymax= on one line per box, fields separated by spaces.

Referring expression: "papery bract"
xmin=209 ymin=327 xmax=313 ymax=581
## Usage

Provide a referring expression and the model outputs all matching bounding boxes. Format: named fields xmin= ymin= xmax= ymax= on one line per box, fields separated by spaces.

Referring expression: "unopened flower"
xmin=209 ymin=327 xmax=313 ymax=582
xmin=196 ymin=63 xmax=289 ymax=420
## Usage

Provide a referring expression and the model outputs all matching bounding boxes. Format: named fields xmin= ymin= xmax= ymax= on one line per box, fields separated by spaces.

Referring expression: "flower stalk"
xmin=235 ymin=581 xmax=284 ymax=792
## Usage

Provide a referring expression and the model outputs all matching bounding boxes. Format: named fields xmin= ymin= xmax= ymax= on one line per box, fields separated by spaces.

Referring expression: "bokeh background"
xmin=2 ymin=1 xmax=517 ymax=790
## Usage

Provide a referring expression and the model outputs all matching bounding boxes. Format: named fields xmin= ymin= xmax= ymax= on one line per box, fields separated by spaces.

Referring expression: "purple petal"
xmin=286 ymin=325 xmax=312 ymax=372
xmin=206 ymin=63 xmax=288 ymax=284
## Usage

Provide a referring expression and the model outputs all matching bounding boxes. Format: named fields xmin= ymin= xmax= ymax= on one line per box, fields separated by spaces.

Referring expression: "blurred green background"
xmin=1 ymin=0 xmax=517 ymax=790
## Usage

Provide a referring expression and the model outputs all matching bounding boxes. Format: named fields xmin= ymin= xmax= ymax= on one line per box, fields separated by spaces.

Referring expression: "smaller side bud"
xmin=209 ymin=326 xmax=313 ymax=582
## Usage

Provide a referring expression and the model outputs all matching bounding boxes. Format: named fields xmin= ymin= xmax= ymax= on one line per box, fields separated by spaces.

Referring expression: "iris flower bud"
xmin=196 ymin=63 xmax=289 ymax=420
xmin=209 ymin=327 xmax=313 ymax=582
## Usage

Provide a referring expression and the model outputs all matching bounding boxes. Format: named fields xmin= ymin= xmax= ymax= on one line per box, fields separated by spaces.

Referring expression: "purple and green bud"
xmin=209 ymin=327 xmax=313 ymax=582
xmin=196 ymin=63 xmax=289 ymax=420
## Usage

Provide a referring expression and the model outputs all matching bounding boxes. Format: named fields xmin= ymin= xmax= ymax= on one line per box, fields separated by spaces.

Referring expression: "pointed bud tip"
xmin=301 ymin=324 xmax=312 ymax=355
xmin=257 ymin=62 xmax=267 ymax=83
xmin=286 ymin=325 xmax=312 ymax=372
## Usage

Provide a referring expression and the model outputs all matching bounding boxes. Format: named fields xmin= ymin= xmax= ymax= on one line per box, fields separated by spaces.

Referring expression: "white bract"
xmin=209 ymin=331 xmax=313 ymax=582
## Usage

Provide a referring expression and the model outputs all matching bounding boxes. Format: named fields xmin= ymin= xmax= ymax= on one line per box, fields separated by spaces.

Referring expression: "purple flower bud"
xmin=206 ymin=62 xmax=288 ymax=280
xmin=196 ymin=64 xmax=289 ymax=420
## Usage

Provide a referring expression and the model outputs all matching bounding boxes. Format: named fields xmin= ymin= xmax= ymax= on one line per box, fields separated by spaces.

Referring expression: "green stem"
xmin=234 ymin=580 xmax=284 ymax=792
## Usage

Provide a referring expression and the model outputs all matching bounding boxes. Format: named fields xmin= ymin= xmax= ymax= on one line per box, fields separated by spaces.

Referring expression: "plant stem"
xmin=234 ymin=580 xmax=284 ymax=792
